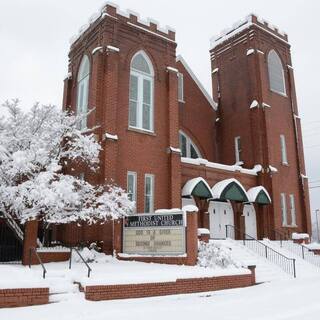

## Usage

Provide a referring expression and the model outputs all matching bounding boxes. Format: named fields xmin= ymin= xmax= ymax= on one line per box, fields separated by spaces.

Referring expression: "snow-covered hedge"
xmin=72 ymin=247 xmax=113 ymax=263
xmin=197 ymin=241 xmax=241 ymax=269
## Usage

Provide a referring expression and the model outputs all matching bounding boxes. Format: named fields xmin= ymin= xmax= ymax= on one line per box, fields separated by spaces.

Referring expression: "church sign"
xmin=122 ymin=211 xmax=186 ymax=255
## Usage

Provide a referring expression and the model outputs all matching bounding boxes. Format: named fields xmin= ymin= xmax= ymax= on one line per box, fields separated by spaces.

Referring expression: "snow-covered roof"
xmin=176 ymin=55 xmax=217 ymax=111
xmin=210 ymin=14 xmax=288 ymax=50
xmin=211 ymin=178 xmax=248 ymax=200
xmin=181 ymin=177 xmax=213 ymax=198
xmin=181 ymin=157 xmax=262 ymax=176
xmin=247 ymin=186 xmax=271 ymax=203
xmin=70 ymin=2 xmax=175 ymax=46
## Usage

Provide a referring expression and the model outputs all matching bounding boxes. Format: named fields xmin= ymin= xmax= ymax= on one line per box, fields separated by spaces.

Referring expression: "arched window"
xmin=267 ymin=50 xmax=286 ymax=95
xmin=179 ymin=131 xmax=202 ymax=159
xmin=129 ymin=51 xmax=154 ymax=131
xmin=76 ymin=55 xmax=90 ymax=129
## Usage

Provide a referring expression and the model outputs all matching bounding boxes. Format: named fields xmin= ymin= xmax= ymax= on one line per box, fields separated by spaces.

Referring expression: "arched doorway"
xmin=247 ymin=186 xmax=272 ymax=239
xmin=243 ymin=204 xmax=257 ymax=238
xmin=181 ymin=177 xmax=213 ymax=228
xmin=209 ymin=178 xmax=249 ymax=239
xmin=209 ymin=201 xmax=234 ymax=239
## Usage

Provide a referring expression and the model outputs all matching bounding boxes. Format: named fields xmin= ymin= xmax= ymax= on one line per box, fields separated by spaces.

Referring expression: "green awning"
xmin=192 ymin=181 xmax=213 ymax=198
xmin=182 ymin=177 xmax=213 ymax=199
xmin=211 ymin=178 xmax=249 ymax=203
xmin=247 ymin=186 xmax=272 ymax=205
xmin=220 ymin=181 xmax=249 ymax=202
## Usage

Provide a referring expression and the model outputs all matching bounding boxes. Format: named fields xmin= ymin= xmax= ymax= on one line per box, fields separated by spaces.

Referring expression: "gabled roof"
xmin=182 ymin=177 xmax=213 ymax=199
xmin=211 ymin=178 xmax=249 ymax=202
xmin=247 ymin=186 xmax=272 ymax=204
xmin=176 ymin=55 xmax=217 ymax=110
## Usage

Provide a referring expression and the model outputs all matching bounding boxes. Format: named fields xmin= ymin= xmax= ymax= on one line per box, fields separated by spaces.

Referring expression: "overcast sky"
xmin=1 ymin=0 xmax=320 ymax=221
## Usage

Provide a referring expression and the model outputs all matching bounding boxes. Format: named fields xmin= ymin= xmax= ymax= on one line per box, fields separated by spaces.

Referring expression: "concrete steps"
xmin=263 ymin=240 xmax=320 ymax=278
xmin=211 ymin=239 xmax=290 ymax=283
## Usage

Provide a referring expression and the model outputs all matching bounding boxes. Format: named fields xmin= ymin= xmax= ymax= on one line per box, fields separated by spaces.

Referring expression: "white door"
xmin=244 ymin=204 xmax=257 ymax=239
xmin=209 ymin=201 xmax=234 ymax=239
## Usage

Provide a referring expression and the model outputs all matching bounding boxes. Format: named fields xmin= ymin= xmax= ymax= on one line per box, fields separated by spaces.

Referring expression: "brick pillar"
xmin=62 ymin=77 xmax=72 ymax=110
xmin=103 ymin=48 xmax=120 ymax=182
xmin=113 ymin=219 xmax=123 ymax=255
xmin=167 ymin=68 xmax=181 ymax=208
xmin=247 ymin=265 xmax=256 ymax=285
xmin=101 ymin=219 xmax=114 ymax=255
xmin=185 ymin=210 xmax=198 ymax=266
xmin=22 ymin=220 xmax=38 ymax=265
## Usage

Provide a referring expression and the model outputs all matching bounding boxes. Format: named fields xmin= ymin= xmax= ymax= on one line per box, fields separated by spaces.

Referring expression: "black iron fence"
xmin=0 ymin=217 xmax=23 ymax=264
xmin=269 ymin=228 xmax=320 ymax=268
xmin=226 ymin=225 xmax=296 ymax=277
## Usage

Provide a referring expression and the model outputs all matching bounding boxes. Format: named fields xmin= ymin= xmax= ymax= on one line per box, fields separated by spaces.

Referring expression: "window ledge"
xmin=270 ymin=89 xmax=287 ymax=98
xmin=282 ymin=224 xmax=297 ymax=228
xmin=281 ymin=162 xmax=289 ymax=166
xmin=178 ymin=100 xmax=185 ymax=104
xmin=282 ymin=224 xmax=298 ymax=229
xmin=128 ymin=126 xmax=156 ymax=136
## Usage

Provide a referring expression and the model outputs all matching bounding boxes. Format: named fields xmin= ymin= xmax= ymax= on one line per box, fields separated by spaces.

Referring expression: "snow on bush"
xmin=198 ymin=241 xmax=241 ymax=269
xmin=72 ymin=247 xmax=115 ymax=263
xmin=0 ymin=100 xmax=134 ymax=224
xmin=72 ymin=247 xmax=97 ymax=263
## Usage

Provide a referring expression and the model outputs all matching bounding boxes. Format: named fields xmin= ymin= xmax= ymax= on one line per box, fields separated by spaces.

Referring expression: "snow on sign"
xmin=122 ymin=211 xmax=186 ymax=255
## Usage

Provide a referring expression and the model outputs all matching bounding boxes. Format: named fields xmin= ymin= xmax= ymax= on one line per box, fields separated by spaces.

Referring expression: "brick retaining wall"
xmin=118 ymin=255 xmax=188 ymax=265
xmin=85 ymin=268 xmax=255 ymax=301
xmin=36 ymin=251 xmax=70 ymax=264
xmin=0 ymin=288 xmax=49 ymax=308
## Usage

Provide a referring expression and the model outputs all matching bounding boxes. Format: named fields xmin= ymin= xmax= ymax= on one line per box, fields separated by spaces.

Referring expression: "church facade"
xmin=61 ymin=3 xmax=311 ymax=249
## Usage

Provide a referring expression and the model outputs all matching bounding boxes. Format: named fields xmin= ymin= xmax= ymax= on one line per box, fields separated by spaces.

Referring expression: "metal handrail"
xmin=69 ymin=247 xmax=92 ymax=278
xmin=29 ymin=247 xmax=47 ymax=279
xmin=272 ymin=229 xmax=286 ymax=247
xmin=270 ymin=227 xmax=320 ymax=267
xmin=226 ymin=225 xmax=296 ymax=277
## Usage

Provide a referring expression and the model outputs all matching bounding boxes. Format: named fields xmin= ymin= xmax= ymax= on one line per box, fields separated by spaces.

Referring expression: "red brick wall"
xmin=29 ymin=251 xmax=70 ymax=265
xmin=210 ymin=16 xmax=311 ymax=235
xmin=60 ymin=5 xmax=311 ymax=248
xmin=65 ymin=3 xmax=179 ymax=213
xmin=55 ymin=220 xmax=113 ymax=252
xmin=0 ymin=288 xmax=49 ymax=308
xmin=85 ymin=270 xmax=255 ymax=301
xmin=177 ymin=60 xmax=217 ymax=162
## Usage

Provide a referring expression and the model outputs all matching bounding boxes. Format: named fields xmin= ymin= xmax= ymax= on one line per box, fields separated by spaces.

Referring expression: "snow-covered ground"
xmin=2 ymin=244 xmax=320 ymax=319
xmin=0 ymin=246 xmax=249 ymax=293
xmin=261 ymin=239 xmax=320 ymax=277
xmin=212 ymin=239 xmax=291 ymax=282
xmin=2 ymin=276 xmax=320 ymax=319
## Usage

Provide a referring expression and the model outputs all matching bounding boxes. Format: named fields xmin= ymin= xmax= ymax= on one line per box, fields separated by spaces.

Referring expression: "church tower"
xmin=210 ymin=14 xmax=311 ymax=236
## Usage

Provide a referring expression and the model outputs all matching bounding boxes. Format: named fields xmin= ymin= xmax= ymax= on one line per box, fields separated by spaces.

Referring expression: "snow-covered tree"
xmin=0 ymin=99 xmax=134 ymax=224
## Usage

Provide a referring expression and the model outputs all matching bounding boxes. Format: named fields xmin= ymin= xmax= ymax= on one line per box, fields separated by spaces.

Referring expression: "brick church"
xmin=59 ymin=2 xmax=311 ymax=250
